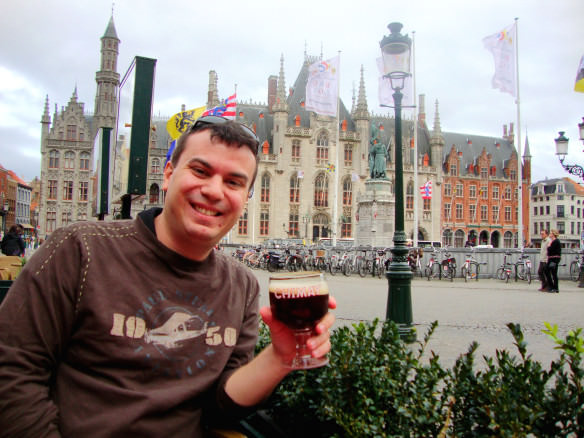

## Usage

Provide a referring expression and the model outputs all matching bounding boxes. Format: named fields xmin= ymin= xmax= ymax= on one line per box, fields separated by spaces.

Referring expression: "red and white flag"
xmin=420 ymin=181 xmax=432 ymax=199
xmin=202 ymin=93 xmax=237 ymax=119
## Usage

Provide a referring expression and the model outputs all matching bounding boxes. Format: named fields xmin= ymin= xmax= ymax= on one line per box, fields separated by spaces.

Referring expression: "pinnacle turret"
xmin=353 ymin=65 xmax=369 ymax=120
xmin=273 ymin=54 xmax=288 ymax=112
xmin=432 ymin=99 xmax=442 ymax=136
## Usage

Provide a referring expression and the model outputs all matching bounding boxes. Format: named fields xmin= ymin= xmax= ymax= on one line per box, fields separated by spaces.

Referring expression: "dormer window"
xmin=557 ymin=183 xmax=564 ymax=193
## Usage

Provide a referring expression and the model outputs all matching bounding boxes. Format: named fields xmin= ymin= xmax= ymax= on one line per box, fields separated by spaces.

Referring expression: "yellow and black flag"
xmin=166 ymin=106 xmax=206 ymax=140
xmin=575 ymin=55 xmax=584 ymax=93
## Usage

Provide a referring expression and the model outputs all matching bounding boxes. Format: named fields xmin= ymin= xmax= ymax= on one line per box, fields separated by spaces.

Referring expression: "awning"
xmin=20 ymin=224 xmax=34 ymax=229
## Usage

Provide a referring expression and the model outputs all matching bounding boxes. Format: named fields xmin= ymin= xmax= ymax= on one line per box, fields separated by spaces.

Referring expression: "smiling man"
xmin=0 ymin=116 xmax=335 ymax=437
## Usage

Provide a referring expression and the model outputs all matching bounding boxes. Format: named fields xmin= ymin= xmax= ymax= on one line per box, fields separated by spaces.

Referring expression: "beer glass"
xmin=269 ymin=271 xmax=330 ymax=369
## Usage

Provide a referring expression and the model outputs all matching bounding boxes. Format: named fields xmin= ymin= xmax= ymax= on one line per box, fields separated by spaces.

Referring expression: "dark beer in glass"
xmin=269 ymin=271 xmax=329 ymax=369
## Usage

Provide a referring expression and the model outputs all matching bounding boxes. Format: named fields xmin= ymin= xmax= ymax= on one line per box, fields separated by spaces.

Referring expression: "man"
xmin=546 ymin=229 xmax=562 ymax=293
xmin=0 ymin=116 xmax=335 ymax=437
xmin=538 ymin=229 xmax=550 ymax=292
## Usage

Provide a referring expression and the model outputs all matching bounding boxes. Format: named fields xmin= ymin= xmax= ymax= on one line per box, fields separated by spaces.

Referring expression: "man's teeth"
xmin=195 ymin=206 xmax=219 ymax=216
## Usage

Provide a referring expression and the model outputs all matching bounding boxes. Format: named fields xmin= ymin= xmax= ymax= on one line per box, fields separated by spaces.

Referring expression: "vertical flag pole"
xmin=412 ymin=31 xmax=419 ymax=247
xmin=514 ymin=17 xmax=523 ymax=248
xmin=332 ymin=51 xmax=341 ymax=246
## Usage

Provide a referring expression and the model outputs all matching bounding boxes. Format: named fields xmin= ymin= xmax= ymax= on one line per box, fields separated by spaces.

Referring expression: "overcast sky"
xmin=1 ymin=0 xmax=583 ymax=184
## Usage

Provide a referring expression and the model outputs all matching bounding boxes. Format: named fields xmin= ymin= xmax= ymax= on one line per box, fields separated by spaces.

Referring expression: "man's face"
xmin=160 ymin=130 xmax=256 ymax=256
xmin=541 ymin=231 xmax=548 ymax=239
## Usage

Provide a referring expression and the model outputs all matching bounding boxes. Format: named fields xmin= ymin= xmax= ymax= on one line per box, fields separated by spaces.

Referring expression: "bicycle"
xmin=513 ymin=250 xmax=532 ymax=284
xmin=425 ymin=248 xmax=442 ymax=281
xmin=569 ymin=251 xmax=584 ymax=281
xmin=439 ymin=249 xmax=457 ymax=282
xmin=460 ymin=248 xmax=487 ymax=282
xmin=408 ymin=248 xmax=424 ymax=278
xmin=328 ymin=249 xmax=344 ymax=276
xmin=496 ymin=252 xmax=514 ymax=282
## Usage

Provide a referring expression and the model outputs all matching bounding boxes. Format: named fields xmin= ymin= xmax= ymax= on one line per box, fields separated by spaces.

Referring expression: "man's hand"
xmin=259 ymin=296 xmax=337 ymax=364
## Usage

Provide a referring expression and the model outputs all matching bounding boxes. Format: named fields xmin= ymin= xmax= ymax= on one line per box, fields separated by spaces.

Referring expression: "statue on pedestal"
xmin=368 ymin=124 xmax=389 ymax=179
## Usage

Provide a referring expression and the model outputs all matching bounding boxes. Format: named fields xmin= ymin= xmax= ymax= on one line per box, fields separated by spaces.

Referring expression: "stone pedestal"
xmin=355 ymin=179 xmax=394 ymax=247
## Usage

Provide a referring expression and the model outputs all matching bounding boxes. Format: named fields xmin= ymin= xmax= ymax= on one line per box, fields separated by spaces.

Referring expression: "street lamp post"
xmin=554 ymin=118 xmax=584 ymax=287
xmin=303 ymin=214 xmax=311 ymax=241
xmin=380 ymin=22 xmax=415 ymax=341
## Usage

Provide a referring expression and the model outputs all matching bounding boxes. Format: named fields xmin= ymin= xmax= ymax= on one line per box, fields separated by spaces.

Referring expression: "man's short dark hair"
xmin=171 ymin=120 xmax=259 ymax=191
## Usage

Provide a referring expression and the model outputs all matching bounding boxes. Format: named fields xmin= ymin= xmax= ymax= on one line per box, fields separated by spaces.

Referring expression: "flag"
xmin=202 ymin=93 xmax=237 ymax=119
xmin=420 ymin=181 xmax=432 ymax=199
xmin=326 ymin=163 xmax=336 ymax=174
xmin=575 ymin=55 xmax=584 ymax=93
xmin=305 ymin=56 xmax=340 ymax=117
xmin=165 ymin=140 xmax=176 ymax=166
xmin=483 ymin=22 xmax=517 ymax=97
xmin=166 ymin=106 xmax=206 ymax=140
xmin=351 ymin=172 xmax=360 ymax=182
xmin=376 ymin=57 xmax=414 ymax=107
xmin=297 ymin=170 xmax=304 ymax=178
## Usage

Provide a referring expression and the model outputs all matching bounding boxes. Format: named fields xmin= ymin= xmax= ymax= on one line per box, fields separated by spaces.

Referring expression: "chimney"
xmin=267 ymin=75 xmax=277 ymax=113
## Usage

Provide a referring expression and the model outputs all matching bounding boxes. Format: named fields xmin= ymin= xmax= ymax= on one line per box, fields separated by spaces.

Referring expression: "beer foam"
xmin=268 ymin=272 xmax=329 ymax=296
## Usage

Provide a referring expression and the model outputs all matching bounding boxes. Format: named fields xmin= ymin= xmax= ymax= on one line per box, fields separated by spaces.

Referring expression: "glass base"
xmin=284 ymin=354 xmax=329 ymax=370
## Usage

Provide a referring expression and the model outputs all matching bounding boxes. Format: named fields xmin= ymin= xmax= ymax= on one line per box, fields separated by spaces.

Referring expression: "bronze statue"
xmin=369 ymin=124 xmax=389 ymax=179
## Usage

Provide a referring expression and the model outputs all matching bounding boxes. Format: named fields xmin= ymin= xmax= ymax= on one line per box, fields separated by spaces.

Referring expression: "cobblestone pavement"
xmin=252 ymin=269 xmax=584 ymax=368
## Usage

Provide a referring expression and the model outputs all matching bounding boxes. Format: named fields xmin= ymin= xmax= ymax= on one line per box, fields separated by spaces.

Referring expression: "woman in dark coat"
xmin=1 ymin=224 xmax=25 ymax=257
xmin=546 ymin=229 xmax=561 ymax=293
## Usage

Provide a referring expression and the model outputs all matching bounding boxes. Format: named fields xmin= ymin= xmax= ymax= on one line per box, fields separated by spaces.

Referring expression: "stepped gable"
xmin=442 ymin=131 xmax=514 ymax=178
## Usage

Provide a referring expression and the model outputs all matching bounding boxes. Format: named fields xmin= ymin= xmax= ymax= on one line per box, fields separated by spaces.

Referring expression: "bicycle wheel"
xmin=526 ymin=267 xmax=531 ymax=284
xmin=461 ymin=266 xmax=468 ymax=282
xmin=471 ymin=263 xmax=480 ymax=281
xmin=343 ymin=261 xmax=352 ymax=276
xmin=329 ymin=261 xmax=337 ymax=276
xmin=570 ymin=261 xmax=580 ymax=281
xmin=515 ymin=264 xmax=525 ymax=282
xmin=448 ymin=263 xmax=455 ymax=282
xmin=496 ymin=267 xmax=505 ymax=281
xmin=359 ymin=259 xmax=369 ymax=277
xmin=431 ymin=262 xmax=441 ymax=280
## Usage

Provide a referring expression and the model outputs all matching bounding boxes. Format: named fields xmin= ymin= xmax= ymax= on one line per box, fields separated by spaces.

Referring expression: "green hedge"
xmin=255 ymin=320 xmax=583 ymax=437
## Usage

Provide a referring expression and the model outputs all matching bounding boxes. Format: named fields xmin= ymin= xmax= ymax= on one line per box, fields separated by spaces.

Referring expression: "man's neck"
xmin=153 ymin=212 xmax=213 ymax=261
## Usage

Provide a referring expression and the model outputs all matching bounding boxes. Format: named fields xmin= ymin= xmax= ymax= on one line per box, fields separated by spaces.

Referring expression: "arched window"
xmin=344 ymin=143 xmax=352 ymax=166
xmin=79 ymin=152 xmax=90 ymax=170
xmin=503 ymin=231 xmax=513 ymax=248
xmin=151 ymin=158 xmax=161 ymax=174
xmin=342 ymin=176 xmax=352 ymax=206
xmin=316 ymin=132 xmax=328 ymax=164
xmin=261 ymin=173 xmax=270 ymax=203
xmin=442 ymin=229 xmax=453 ymax=247
xmin=290 ymin=175 xmax=300 ymax=203
xmin=406 ymin=181 xmax=414 ymax=210
xmin=49 ymin=150 xmax=60 ymax=168
xmin=314 ymin=173 xmax=328 ymax=207
xmin=454 ymin=229 xmax=465 ymax=247
xmin=149 ymin=184 xmax=160 ymax=204
xmin=64 ymin=151 xmax=75 ymax=169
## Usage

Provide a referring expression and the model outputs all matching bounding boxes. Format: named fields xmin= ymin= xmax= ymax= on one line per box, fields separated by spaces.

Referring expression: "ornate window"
xmin=314 ymin=173 xmax=329 ymax=207
xmin=316 ymin=132 xmax=329 ymax=165
xmin=344 ymin=144 xmax=353 ymax=166
xmin=289 ymin=213 xmax=299 ymax=237
xmin=79 ymin=152 xmax=90 ymax=170
xmin=291 ymin=140 xmax=301 ymax=163
xmin=423 ymin=198 xmax=431 ymax=211
xmin=149 ymin=184 xmax=160 ymax=204
xmin=503 ymin=231 xmax=513 ymax=248
xmin=261 ymin=173 xmax=270 ymax=203
xmin=49 ymin=150 xmax=59 ymax=169
xmin=238 ymin=210 xmax=248 ymax=235
xmin=66 ymin=125 xmax=77 ymax=141
xmin=442 ymin=229 xmax=453 ymax=247
xmin=504 ymin=186 xmax=512 ymax=200
xmin=151 ymin=158 xmax=161 ymax=174
xmin=260 ymin=211 xmax=269 ymax=236
xmin=48 ymin=180 xmax=58 ymax=199
xmin=290 ymin=175 xmax=300 ymax=203
xmin=79 ymin=182 xmax=88 ymax=201
xmin=46 ymin=210 xmax=56 ymax=233
xmin=64 ymin=151 xmax=75 ymax=169
xmin=341 ymin=220 xmax=352 ymax=238
xmin=342 ymin=177 xmax=352 ymax=206
xmin=406 ymin=181 xmax=414 ymax=210
xmin=63 ymin=181 xmax=73 ymax=201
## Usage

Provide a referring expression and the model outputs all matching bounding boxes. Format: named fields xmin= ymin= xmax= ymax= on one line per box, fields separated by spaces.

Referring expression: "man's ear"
xmin=162 ymin=161 xmax=174 ymax=192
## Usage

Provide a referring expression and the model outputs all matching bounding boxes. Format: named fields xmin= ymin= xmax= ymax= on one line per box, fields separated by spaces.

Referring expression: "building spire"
xmin=273 ymin=54 xmax=288 ymax=112
xmin=432 ymin=99 xmax=442 ymax=135
xmin=353 ymin=65 xmax=369 ymax=120
xmin=523 ymin=133 xmax=531 ymax=159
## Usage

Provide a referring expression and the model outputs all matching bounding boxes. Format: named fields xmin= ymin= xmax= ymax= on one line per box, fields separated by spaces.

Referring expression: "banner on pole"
xmin=483 ymin=22 xmax=517 ymax=97
xmin=305 ymin=56 xmax=340 ymax=116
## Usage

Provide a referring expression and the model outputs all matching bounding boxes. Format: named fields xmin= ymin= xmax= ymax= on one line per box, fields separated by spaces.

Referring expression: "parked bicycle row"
xmin=229 ymin=244 xmax=573 ymax=284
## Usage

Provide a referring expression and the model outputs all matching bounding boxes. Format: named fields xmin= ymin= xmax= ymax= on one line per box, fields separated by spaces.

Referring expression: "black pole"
xmin=385 ymin=88 xmax=415 ymax=342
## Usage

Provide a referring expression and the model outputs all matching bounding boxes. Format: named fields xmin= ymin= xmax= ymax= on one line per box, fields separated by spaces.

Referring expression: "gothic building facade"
xmin=37 ymin=16 xmax=530 ymax=248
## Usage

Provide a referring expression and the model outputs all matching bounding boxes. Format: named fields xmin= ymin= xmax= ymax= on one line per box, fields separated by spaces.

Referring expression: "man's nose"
xmin=200 ymin=175 xmax=224 ymax=200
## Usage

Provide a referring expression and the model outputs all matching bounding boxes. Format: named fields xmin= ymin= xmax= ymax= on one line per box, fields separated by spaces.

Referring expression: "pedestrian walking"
xmin=538 ymin=229 xmax=550 ymax=291
xmin=546 ymin=229 xmax=561 ymax=293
